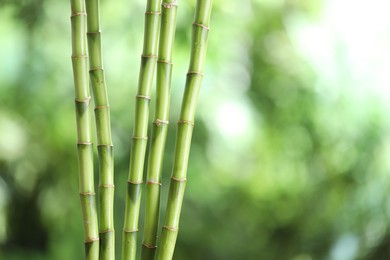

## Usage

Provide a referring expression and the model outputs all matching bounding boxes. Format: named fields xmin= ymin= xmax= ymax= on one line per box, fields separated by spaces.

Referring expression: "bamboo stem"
xmin=122 ymin=0 xmax=162 ymax=259
xmin=85 ymin=0 xmax=115 ymax=259
xmin=70 ymin=1 xmax=99 ymax=259
xmin=141 ymin=1 xmax=178 ymax=259
xmin=157 ymin=1 xmax=213 ymax=259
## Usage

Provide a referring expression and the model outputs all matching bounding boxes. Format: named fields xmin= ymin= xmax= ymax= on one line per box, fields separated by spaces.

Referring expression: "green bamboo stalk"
xmin=157 ymin=1 xmax=213 ymax=259
xmin=141 ymin=1 xmax=178 ymax=259
xmin=122 ymin=0 xmax=162 ymax=259
xmin=70 ymin=1 xmax=99 ymax=259
xmin=85 ymin=0 xmax=115 ymax=259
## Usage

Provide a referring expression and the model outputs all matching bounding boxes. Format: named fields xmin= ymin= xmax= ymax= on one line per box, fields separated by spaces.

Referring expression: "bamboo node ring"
xmin=99 ymin=229 xmax=114 ymax=234
xmin=80 ymin=191 xmax=96 ymax=196
xmin=123 ymin=229 xmax=138 ymax=233
xmin=162 ymin=1 xmax=178 ymax=8
xmin=178 ymin=120 xmax=194 ymax=126
xmin=142 ymin=243 xmax=157 ymax=249
xmin=71 ymin=54 xmax=88 ymax=59
xmin=127 ymin=180 xmax=143 ymax=185
xmin=146 ymin=180 xmax=162 ymax=186
xmin=75 ymin=96 xmax=91 ymax=104
xmin=163 ymin=225 xmax=179 ymax=232
xmin=87 ymin=30 xmax=102 ymax=35
xmin=136 ymin=94 xmax=151 ymax=100
xmin=89 ymin=67 xmax=104 ymax=72
xmin=145 ymin=11 xmax=161 ymax=15
xmin=142 ymin=54 xmax=158 ymax=59
xmin=84 ymin=237 xmax=99 ymax=243
xmin=192 ymin=22 xmax=210 ymax=30
xmin=154 ymin=119 xmax=169 ymax=126
xmin=171 ymin=176 xmax=187 ymax=182
xmin=187 ymin=71 xmax=204 ymax=77
xmin=132 ymin=136 xmax=148 ymax=140
xmin=99 ymin=184 xmax=115 ymax=188
xmin=71 ymin=12 xmax=86 ymax=17
xmin=77 ymin=142 xmax=93 ymax=145
xmin=157 ymin=59 xmax=173 ymax=65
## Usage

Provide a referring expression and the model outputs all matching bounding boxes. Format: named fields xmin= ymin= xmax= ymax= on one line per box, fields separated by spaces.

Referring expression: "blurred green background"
xmin=1 ymin=0 xmax=390 ymax=259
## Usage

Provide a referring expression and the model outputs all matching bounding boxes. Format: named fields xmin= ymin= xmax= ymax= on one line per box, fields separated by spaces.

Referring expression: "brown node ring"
xmin=89 ymin=67 xmax=104 ymax=72
xmin=171 ymin=176 xmax=187 ymax=182
xmin=157 ymin=59 xmax=173 ymax=65
xmin=135 ymin=94 xmax=151 ymax=100
xmin=162 ymin=1 xmax=178 ymax=9
xmin=123 ymin=228 xmax=139 ymax=233
xmin=71 ymin=12 xmax=86 ymax=18
xmin=87 ymin=30 xmax=102 ymax=35
xmin=146 ymin=180 xmax=162 ymax=186
xmin=142 ymin=243 xmax=157 ymax=249
xmin=163 ymin=225 xmax=179 ymax=232
xmin=84 ymin=237 xmax=99 ymax=243
xmin=178 ymin=120 xmax=194 ymax=126
xmin=99 ymin=229 xmax=115 ymax=234
xmin=127 ymin=180 xmax=143 ymax=185
xmin=192 ymin=22 xmax=210 ymax=31
xmin=75 ymin=96 xmax=92 ymax=104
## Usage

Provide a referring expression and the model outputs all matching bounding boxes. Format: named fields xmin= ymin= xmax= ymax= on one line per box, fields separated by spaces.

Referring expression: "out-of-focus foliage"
xmin=1 ymin=0 xmax=390 ymax=259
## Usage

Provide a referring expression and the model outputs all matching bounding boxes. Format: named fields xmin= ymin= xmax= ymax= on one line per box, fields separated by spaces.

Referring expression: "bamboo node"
xmin=145 ymin=11 xmax=161 ymax=15
xmin=178 ymin=120 xmax=194 ymax=126
xmin=99 ymin=184 xmax=115 ymax=188
xmin=192 ymin=22 xmax=210 ymax=31
xmin=80 ymin=191 xmax=96 ymax=196
xmin=127 ymin=180 xmax=143 ymax=185
xmin=146 ymin=180 xmax=162 ymax=186
xmin=84 ymin=237 xmax=99 ymax=243
xmin=75 ymin=96 xmax=92 ymax=104
xmin=71 ymin=54 xmax=88 ymax=60
xmin=132 ymin=136 xmax=148 ymax=140
xmin=99 ymin=229 xmax=115 ymax=234
xmin=136 ymin=94 xmax=151 ymax=100
xmin=187 ymin=71 xmax=204 ymax=77
xmin=123 ymin=228 xmax=138 ymax=233
xmin=163 ymin=225 xmax=179 ymax=232
xmin=71 ymin=12 xmax=86 ymax=18
xmin=157 ymin=59 xmax=173 ymax=65
xmin=142 ymin=243 xmax=157 ymax=249
xmin=141 ymin=54 xmax=158 ymax=59
xmin=154 ymin=119 xmax=169 ymax=126
xmin=97 ymin=144 xmax=113 ymax=148
xmin=89 ymin=67 xmax=104 ymax=72
xmin=87 ymin=30 xmax=102 ymax=35
xmin=162 ymin=1 xmax=178 ymax=9
xmin=94 ymin=105 xmax=110 ymax=110
xmin=171 ymin=176 xmax=187 ymax=182
xmin=77 ymin=142 xmax=93 ymax=146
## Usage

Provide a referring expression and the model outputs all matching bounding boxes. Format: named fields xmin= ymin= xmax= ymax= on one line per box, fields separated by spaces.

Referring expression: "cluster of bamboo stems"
xmin=69 ymin=0 xmax=212 ymax=259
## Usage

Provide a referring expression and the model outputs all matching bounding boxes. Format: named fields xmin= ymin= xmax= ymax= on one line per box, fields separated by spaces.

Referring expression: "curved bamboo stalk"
xmin=141 ymin=1 xmax=178 ymax=259
xmin=85 ymin=0 xmax=115 ymax=259
xmin=70 ymin=0 xmax=99 ymax=259
xmin=157 ymin=1 xmax=213 ymax=259
xmin=122 ymin=0 xmax=162 ymax=259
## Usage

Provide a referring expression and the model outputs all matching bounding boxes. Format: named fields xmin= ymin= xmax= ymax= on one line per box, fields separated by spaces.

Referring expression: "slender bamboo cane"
xmin=157 ymin=1 xmax=213 ymax=259
xmin=85 ymin=0 xmax=115 ymax=259
xmin=141 ymin=1 xmax=178 ymax=259
xmin=70 ymin=1 xmax=100 ymax=259
xmin=122 ymin=0 xmax=162 ymax=259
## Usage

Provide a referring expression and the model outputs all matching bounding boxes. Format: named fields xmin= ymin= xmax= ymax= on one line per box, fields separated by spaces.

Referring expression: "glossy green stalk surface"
xmin=85 ymin=0 xmax=115 ymax=259
xmin=157 ymin=1 xmax=213 ymax=259
xmin=141 ymin=1 xmax=178 ymax=259
xmin=122 ymin=0 xmax=162 ymax=259
xmin=70 ymin=0 xmax=99 ymax=259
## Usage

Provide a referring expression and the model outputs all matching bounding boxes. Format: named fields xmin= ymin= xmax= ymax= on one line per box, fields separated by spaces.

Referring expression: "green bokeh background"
xmin=1 ymin=0 xmax=390 ymax=259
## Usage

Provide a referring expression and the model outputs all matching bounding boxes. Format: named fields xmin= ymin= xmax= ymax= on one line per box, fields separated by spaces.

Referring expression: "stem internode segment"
xmin=122 ymin=1 xmax=162 ymax=259
xmin=85 ymin=0 xmax=115 ymax=259
xmin=157 ymin=1 xmax=213 ymax=259
xmin=141 ymin=1 xmax=178 ymax=259
xmin=70 ymin=0 xmax=100 ymax=258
